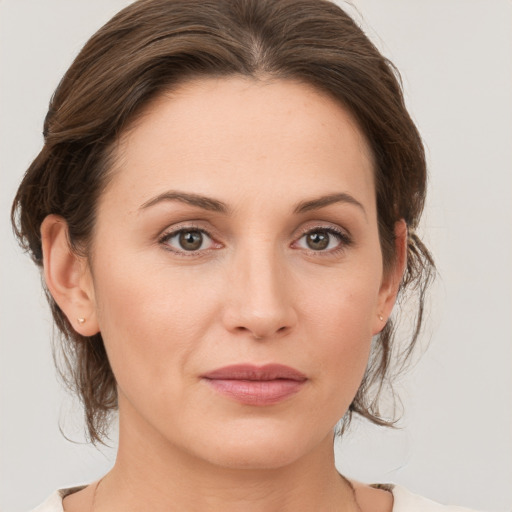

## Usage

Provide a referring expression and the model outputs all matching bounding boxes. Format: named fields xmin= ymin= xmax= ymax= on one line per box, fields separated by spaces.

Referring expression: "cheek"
xmin=305 ymin=292 xmax=375 ymax=372
xmin=298 ymin=263 xmax=382 ymax=404
xmin=90 ymin=256 xmax=220 ymax=398
xmin=301 ymin=258 xmax=382 ymax=342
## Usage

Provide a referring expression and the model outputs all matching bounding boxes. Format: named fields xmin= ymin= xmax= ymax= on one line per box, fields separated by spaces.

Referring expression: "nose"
xmin=221 ymin=243 xmax=297 ymax=340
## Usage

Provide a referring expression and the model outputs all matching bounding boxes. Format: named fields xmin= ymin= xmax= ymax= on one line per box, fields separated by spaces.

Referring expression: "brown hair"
xmin=12 ymin=0 xmax=434 ymax=443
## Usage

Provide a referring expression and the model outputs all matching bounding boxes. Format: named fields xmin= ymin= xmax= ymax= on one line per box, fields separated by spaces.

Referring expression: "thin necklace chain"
xmin=340 ymin=474 xmax=363 ymax=512
xmin=89 ymin=474 xmax=362 ymax=512
xmin=90 ymin=477 xmax=103 ymax=512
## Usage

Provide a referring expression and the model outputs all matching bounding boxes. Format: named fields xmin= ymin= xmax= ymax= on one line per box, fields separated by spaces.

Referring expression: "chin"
xmin=187 ymin=419 xmax=331 ymax=471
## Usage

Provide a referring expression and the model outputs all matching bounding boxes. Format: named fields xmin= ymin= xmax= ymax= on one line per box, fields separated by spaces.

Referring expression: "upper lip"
xmin=202 ymin=364 xmax=307 ymax=381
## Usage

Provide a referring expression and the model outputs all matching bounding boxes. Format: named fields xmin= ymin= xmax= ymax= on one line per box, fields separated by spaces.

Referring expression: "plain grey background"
xmin=1 ymin=1 xmax=511 ymax=511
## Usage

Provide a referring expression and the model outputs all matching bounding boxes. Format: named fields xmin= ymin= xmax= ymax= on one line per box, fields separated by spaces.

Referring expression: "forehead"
xmin=104 ymin=77 xmax=376 ymax=215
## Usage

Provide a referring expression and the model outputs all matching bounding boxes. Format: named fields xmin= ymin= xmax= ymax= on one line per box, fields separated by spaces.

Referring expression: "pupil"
xmin=307 ymin=231 xmax=329 ymax=250
xmin=179 ymin=230 xmax=203 ymax=250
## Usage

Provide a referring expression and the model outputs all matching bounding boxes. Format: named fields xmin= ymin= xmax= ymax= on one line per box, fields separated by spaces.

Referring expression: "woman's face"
xmin=84 ymin=77 xmax=401 ymax=469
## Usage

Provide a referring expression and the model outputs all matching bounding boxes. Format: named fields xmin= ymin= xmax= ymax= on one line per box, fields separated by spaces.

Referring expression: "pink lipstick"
xmin=202 ymin=364 xmax=307 ymax=405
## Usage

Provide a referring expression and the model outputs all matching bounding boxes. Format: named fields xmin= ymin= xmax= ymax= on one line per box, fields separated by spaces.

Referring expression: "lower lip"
xmin=204 ymin=378 xmax=305 ymax=405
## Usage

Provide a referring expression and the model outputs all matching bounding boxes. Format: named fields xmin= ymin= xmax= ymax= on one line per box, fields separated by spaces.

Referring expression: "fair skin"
xmin=41 ymin=77 xmax=406 ymax=512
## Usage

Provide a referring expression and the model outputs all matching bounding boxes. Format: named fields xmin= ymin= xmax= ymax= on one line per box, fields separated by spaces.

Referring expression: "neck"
xmin=94 ymin=408 xmax=358 ymax=512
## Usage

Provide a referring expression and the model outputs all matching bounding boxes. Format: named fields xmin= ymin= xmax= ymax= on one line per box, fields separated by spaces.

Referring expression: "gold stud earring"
xmin=77 ymin=317 xmax=86 ymax=325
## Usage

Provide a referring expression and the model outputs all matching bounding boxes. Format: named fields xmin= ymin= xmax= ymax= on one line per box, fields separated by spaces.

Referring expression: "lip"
xmin=201 ymin=364 xmax=307 ymax=405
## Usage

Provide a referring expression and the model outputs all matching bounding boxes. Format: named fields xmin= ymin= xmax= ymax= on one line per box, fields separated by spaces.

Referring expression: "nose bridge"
xmin=224 ymin=237 xmax=296 ymax=338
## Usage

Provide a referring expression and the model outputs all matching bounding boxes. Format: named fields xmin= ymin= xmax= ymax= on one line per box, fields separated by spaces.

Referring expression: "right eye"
xmin=160 ymin=228 xmax=217 ymax=253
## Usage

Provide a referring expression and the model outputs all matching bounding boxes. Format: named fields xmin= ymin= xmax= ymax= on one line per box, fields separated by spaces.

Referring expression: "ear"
xmin=372 ymin=219 xmax=408 ymax=335
xmin=41 ymin=214 xmax=100 ymax=336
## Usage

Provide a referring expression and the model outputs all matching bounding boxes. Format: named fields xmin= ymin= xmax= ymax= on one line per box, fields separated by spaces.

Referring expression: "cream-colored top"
xmin=30 ymin=484 xmax=480 ymax=511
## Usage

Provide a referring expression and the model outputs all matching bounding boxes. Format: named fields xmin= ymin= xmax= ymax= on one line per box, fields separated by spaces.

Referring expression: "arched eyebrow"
xmin=139 ymin=190 xmax=366 ymax=218
xmin=294 ymin=192 xmax=367 ymax=218
xmin=139 ymin=191 xmax=229 ymax=213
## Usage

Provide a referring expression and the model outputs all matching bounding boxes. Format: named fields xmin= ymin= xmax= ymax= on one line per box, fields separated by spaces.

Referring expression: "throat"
xmin=83 ymin=460 xmax=366 ymax=512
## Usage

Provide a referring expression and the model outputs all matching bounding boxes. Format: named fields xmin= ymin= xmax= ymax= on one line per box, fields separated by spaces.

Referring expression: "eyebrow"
xmin=294 ymin=192 xmax=367 ymax=218
xmin=140 ymin=191 xmax=229 ymax=213
xmin=139 ymin=190 xmax=366 ymax=217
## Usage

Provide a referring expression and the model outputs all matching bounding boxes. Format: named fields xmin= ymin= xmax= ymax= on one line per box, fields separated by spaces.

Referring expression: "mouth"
xmin=201 ymin=364 xmax=307 ymax=406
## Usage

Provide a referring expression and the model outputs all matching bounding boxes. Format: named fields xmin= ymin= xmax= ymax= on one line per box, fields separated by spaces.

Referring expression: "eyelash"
xmin=158 ymin=225 xmax=220 ymax=256
xmin=158 ymin=224 xmax=352 ymax=256
xmin=294 ymin=225 xmax=352 ymax=256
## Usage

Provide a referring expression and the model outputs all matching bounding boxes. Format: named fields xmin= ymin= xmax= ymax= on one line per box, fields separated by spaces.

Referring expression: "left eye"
xmin=295 ymin=228 xmax=345 ymax=251
xmin=162 ymin=229 xmax=215 ymax=252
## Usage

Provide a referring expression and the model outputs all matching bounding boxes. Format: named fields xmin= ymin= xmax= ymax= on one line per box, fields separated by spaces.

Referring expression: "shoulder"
xmin=384 ymin=484 xmax=482 ymax=512
xmin=29 ymin=490 xmax=64 ymax=512
xmin=29 ymin=487 xmax=85 ymax=512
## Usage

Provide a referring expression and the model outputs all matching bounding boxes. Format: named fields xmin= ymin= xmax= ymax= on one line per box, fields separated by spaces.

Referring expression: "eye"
xmin=161 ymin=228 xmax=216 ymax=252
xmin=295 ymin=227 xmax=349 ymax=252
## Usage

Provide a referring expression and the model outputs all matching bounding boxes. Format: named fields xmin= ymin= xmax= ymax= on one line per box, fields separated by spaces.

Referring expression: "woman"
xmin=9 ymin=0 xmax=483 ymax=510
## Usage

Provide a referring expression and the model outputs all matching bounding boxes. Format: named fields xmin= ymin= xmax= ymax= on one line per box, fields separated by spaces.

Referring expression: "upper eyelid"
xmin=157 ymin=221 xmax=351 ymax=246
xmin=294 ymin=222 xmax=351 ymax=239
xmin=159 ymin=222 xmax=216 ymax=239
xmin=159 ymin=227 xmax=219 ymax=256
xmin=158 ymin=224 xmax=213 ymax=243
xmin=295 ymin=227 xmax=349 ymax=242
xmin=292 ymin=225 xmax=353 ymax=251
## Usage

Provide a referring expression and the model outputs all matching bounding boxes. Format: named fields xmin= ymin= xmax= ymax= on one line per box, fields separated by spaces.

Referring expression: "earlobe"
xmin=41 ymin=215 xmax=99 ymax=336
xmin=372 ymin=219 xmax=408 ymax=335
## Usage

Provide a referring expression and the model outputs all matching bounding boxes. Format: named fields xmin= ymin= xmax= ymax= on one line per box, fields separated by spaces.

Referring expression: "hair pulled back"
xmin=12 ymin=0 xmax=434 ymax=443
